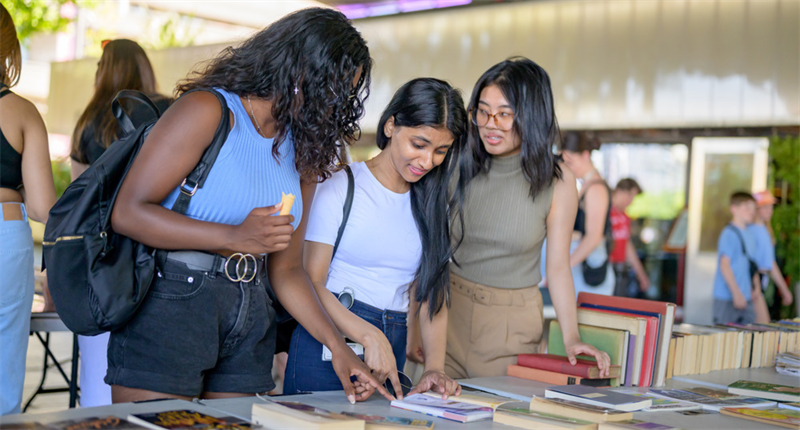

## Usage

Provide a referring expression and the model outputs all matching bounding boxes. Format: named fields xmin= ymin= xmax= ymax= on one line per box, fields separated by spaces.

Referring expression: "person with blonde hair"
xmin=0 ymin=3 xmax=57 ymax=415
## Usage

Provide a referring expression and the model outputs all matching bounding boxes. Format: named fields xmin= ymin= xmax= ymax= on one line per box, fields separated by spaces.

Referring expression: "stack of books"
xmin=390 ymin=394 xmax=493 ymax=423
xmin=727 ymin=380 xmax=800 ymax=403
xmin=507 ymin=353 xmax=621 ymax=387
xmin=667 ymin=320 xmax=800 ymax=378
xmin=776 ymin=351 xmax=800 ymax=376
xmin=545 ymin=292 xmax=676 ymax=387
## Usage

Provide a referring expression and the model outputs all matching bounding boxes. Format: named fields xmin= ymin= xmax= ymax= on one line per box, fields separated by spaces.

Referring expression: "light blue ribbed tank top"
xmin=161 ymin=88 xmax=302 ymax=230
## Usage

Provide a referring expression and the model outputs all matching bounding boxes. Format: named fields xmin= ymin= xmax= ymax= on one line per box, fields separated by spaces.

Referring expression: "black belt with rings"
xmin=164 ymin=251 xmax=265 ymax=283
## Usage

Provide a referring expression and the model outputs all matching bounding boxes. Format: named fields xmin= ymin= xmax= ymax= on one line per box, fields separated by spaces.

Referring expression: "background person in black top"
xmin=68 ymin=39 xmax=171 ymax=408
xmin=0 ymin=3 xmax=57 ymax=415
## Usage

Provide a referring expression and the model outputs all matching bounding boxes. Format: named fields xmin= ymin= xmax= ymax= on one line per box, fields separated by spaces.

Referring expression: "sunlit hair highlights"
xmin=376 ymin=78 xmax=468 ymax=319
xmin=0 ymin=3 xmax=22 ymax=87
xmin=178 ymin=8 xmax=372 ymax=181
xmin=70 ymin=39 xmax=157 ymax=163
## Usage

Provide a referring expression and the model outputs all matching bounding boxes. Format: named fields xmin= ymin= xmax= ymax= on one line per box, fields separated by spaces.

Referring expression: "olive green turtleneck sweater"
xmin=451 ymin=153 xmax=555 ymax=289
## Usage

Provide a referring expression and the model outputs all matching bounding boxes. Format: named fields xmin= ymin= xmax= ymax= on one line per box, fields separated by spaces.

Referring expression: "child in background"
xmin=609 ymin=178 xmax=650 ymax=298
xmin=748 ymin=191 xmax=793 ymax=323
xmin=713 ymin=192 xmax=758 ymax=325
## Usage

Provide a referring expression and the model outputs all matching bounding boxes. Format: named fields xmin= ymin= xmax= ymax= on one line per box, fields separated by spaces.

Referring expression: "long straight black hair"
xmin=459 ymin=57 xmax=562 ymax=200
xmin=376 ymin=78 xmax=467 ymax=318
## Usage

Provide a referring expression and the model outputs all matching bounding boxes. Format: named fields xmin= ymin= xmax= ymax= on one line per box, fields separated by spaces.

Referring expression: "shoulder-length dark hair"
xmin=178 ymin=7 xmax=372 ymax=181
xmin=376 ymin=78 xmax=467 ymax=319
xmin=71 ymin=39 xmax=157 ymax=163
xmin=459 ymin=56 xmax=562 ymax=200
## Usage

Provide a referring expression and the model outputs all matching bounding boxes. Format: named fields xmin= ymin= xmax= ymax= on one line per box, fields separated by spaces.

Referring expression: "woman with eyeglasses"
xmin=436 ymin=57 xmax=611 ymax=379
xmin=284 ymin=78 xmax=466 ymax=401
xmin=109 ymin=8 xmax=390 ymax=403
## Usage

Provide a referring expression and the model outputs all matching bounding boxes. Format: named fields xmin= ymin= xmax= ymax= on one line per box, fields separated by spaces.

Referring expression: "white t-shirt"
xmin=305 ymin=162 xmax=421 ymax=312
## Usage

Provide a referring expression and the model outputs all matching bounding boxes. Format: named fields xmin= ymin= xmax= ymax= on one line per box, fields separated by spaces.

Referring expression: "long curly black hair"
xmin=376 ymin=78 xmax=468 ymax=319
xmin=178 ymin=8 xmax=372 ymax=180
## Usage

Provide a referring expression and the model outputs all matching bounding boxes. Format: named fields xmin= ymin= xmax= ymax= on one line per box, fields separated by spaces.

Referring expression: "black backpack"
xmin=43 ymin=89 xmax=231 ymax=335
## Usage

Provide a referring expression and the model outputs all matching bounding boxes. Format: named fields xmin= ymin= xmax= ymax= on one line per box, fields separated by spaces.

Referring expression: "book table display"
xmin=1 ymin=367 xmax=796 ymax=430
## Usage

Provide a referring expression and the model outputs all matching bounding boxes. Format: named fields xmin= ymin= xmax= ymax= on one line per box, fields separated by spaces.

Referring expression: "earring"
xmin=294 ymin=86 xmax=299 ymax=95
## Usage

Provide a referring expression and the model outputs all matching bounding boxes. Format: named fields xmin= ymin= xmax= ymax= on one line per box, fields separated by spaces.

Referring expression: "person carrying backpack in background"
xmin=0 ymin=3 xmax=57 ymax=415
xmin=69 ymin=38 xmax=171 ymax=408
xmin=105 ymin=8 xmax=390 ymax=404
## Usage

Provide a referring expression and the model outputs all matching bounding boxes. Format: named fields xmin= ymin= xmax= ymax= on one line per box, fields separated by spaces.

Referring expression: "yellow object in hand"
xmin=280 ymin=192 xmax=295 ymax=216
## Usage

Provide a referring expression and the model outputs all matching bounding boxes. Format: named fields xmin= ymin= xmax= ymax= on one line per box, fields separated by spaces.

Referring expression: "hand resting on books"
xmin=408 ymin=370 xmax=462 ymax=399
xmin=563 ymin=338 xmax=612 ymax=378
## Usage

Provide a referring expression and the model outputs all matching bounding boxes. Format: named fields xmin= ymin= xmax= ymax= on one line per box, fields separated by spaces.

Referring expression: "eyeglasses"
xmin=385 ymin=371 xmax=413 ymax=397
xmin=470 ymin=108 xmax=515 ymax=131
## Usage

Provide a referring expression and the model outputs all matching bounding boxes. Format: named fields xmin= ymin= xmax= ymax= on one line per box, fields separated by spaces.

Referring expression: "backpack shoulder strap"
xmin=112 ymin=90 xmax=161 ymax=135
xmin=331 ymin=164 xmax=355 ymax=260
xmin=170 ymin=89 xmax=231 ymax=215
xmin=725 ymin=224 xmax=749 ymax=255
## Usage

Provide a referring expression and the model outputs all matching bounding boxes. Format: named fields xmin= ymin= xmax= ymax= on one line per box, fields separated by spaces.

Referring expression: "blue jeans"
xmin=0 ymin=204 xmax=34 ymax=415
xmin=284 ymin=300 xmax=407 ymax=394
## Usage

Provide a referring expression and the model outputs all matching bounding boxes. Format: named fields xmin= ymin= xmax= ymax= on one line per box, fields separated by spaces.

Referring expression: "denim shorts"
xmin=283 ymin=300 xmax=407 ymax=394
xmin=106 ymin=258 xmax=276 ymax=396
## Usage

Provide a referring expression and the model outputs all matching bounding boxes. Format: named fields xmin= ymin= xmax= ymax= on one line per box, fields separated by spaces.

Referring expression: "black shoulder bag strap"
xmin=112 ymin=90 xmax=161 ymax=136
xmin=332 ymin=164 xmax=355 ymax=260
xmin=726 ymin=224 xmax=759 ymax=280
xmin=169 ymin=89 xmax=231 ymax=216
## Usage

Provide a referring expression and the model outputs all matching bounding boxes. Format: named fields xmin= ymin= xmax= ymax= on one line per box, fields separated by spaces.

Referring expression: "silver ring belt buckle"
xmin=224 ymin=253 xmax=258 ymax=283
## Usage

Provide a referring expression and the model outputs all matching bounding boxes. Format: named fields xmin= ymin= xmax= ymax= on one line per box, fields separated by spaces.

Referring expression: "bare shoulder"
xmin=144 ymin=90 xmax=226 ymax=150
xmin=553 ymin=162 xmax=577 ymax=193
xmin=162 ymin=90 xmax=224 ymax=123
xmin=2 ymin=92 xmax=44 ymax=125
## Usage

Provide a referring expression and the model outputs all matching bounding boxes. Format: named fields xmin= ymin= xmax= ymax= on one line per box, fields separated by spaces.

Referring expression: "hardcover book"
xmin=517 ymin=354 xmax=621 ymax=379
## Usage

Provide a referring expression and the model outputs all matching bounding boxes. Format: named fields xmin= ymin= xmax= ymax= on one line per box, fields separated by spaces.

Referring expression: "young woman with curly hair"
xmin=109 ymin=8 xmax=390 ymax=403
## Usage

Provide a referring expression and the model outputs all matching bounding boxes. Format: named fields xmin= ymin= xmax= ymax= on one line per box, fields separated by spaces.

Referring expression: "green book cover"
xmin=728 ymin=380 xmax=800 ymax=399
xmin=548 ymin=321 xmax=626 ymax=387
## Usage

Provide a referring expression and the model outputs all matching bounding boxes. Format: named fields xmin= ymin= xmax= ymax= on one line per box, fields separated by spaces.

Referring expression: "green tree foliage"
xmin=769 ymin=135 xmax=799 ymax=316
xmin=5 ymin=0 xmax=74 ymax=43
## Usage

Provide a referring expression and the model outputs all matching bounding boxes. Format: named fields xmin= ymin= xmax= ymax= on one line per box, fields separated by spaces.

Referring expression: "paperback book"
xmin=609 ymin=388 xmax=701 ymax=412
xmin=545 ymin=385 xmax=652 ymax=412
xmin=720 ymin=407 xmax=800 ymax=429
xmin=338 ymin=413 xmax=434 ymax=430
xmin=127 ymin=412 xmax=252 ymax=430
xmin=648 ymin=388 xmax=777 ymax=411
xmin=727 ymin=380 xmax=800 ymax=402
xmin=50 ymin=417 xmax=143 ymax=430
xmin=390 ymin=394 xmax=493 ymax=423
xmin=251 ymin=402 xmax=363 ymax=430
xmin=492 ymin=402 xmax=598 ymax=430
xmin=528 ymin=397 xmax=633 ymax=422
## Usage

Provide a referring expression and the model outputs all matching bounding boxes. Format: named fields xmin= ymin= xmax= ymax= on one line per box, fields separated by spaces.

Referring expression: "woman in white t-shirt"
xmin=284 ymin=78 xmax=466 ymax=401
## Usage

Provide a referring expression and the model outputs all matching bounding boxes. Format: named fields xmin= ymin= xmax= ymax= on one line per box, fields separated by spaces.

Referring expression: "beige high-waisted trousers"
xmin=445 ymin=272 xmax=545 ymax=379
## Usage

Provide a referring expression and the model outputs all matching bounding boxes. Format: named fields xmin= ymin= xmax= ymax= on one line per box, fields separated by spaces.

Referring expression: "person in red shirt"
xmin=610 ymin=178 xmax=650 ymax=297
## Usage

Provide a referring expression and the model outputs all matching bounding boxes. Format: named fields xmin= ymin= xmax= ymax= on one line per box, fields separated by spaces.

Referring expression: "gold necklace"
xmin=246 ymin=95 xmax=266 ymax=138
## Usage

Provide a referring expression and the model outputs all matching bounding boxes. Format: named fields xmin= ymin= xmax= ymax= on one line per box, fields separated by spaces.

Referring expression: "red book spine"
xmin=517 ymin=354 xmax=596 ymax=378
